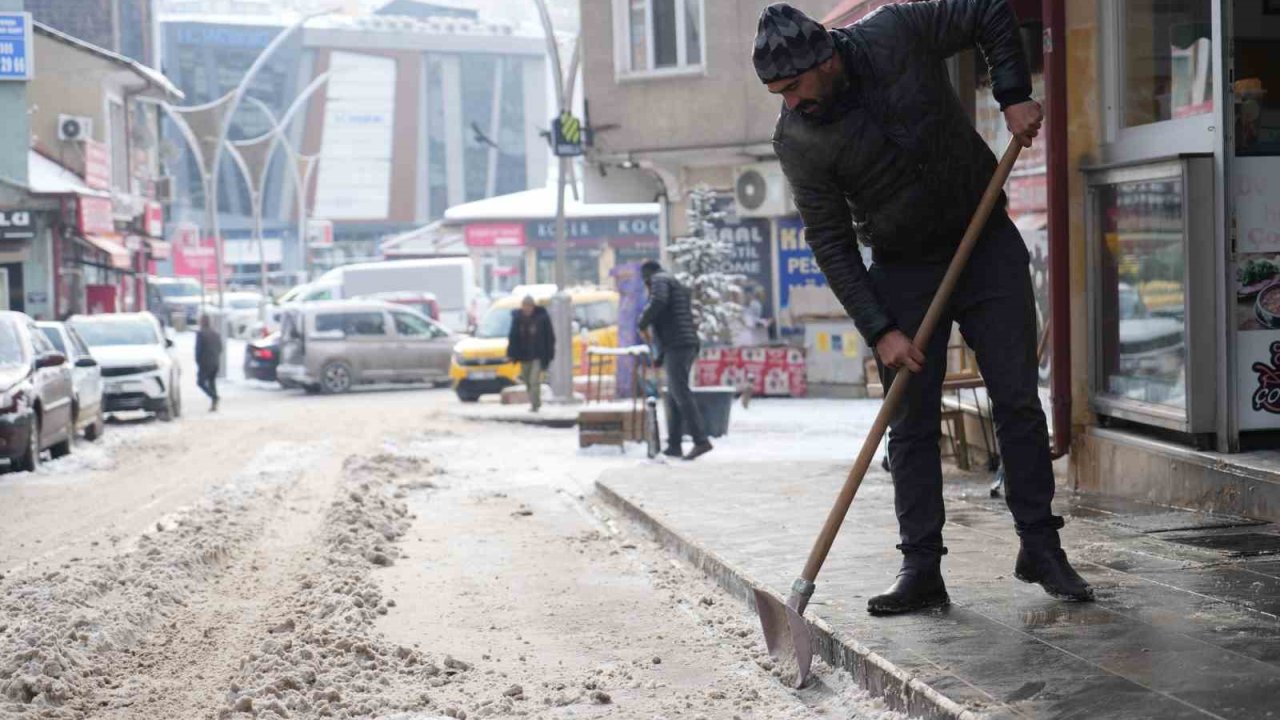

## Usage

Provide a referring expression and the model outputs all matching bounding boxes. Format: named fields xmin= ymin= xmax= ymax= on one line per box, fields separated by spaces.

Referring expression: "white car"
xmin=35 ymin=321 xmax=105 ymax=441
xmin=200 ymin=291 xmax=265 ymax=339
xmin=68 ymin=313 xmax=182 ymax=421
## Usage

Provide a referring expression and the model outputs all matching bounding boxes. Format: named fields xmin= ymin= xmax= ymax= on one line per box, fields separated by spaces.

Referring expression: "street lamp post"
xmin=532 ymin=0 xmax=580 ymax=403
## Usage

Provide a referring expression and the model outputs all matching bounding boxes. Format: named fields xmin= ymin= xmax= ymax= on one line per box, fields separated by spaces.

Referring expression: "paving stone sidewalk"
xmin=598 ymin=463 xmax=1280 ymax=719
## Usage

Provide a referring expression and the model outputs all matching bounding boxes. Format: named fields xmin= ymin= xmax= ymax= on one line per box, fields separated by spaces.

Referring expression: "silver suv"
xmin=276 ymin=301 xmax=454 ymax=394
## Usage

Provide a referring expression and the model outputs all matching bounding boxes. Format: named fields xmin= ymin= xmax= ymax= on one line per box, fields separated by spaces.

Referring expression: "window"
xmin=1121 ymin=0 xmax=1213 ymax=128
xmin=39 ymin=327 xmax=66 ymax=354
xmin=316 ymin=312 xmax=387 ymax=336
xmin=393 ymin=312 xmax=437 ymax=337
xmin=30 ymin=326 xmax=55 ymax=356
xmin=619 ymin=0 xmax=704 ymax=75
xmin=1096 ymin=177 xmax=1187 ymax=409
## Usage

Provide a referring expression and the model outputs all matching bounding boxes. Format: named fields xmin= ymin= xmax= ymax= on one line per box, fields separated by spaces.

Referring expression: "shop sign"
xmin=78 ymin=196 xmax=114 ymax=235
xmin=1234 ymin=157 xmax=1280 ymax=254
xmin=465 ymin=223 xmax=525 ymax=248
xmin=143 ymin=202 xmax=163 ymax=238
xmin=170 ymin=222 xmax=220 ymax=280
xmin=26 ymin=291 xmax=46 ymax=305
xmin=0 ymin=209 xmax=34 ymax=241
xmin=1240 ymin=333 xmax=1280 ymax=430
xmin=0 ymin=13 xmax=32 ymax=81
xmin=709 ymin=214 xmax=773 ymax=326
xmin=84 ymin=140 xmax=111 ymax=191
xmin=525 ymin=216 xmax=658 ymax=248
xmin=777 ymin=217 xmax=827 ymax=331
xmin=307 ymin=219 xmax=334 ymax=248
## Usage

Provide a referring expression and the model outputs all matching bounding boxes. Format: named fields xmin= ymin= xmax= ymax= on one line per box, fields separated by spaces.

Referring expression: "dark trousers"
xmin=197 ymin=366 xmax=218 ymax=401
xmin=664 ymin=345 xmax=708 ymax=448
xmin=871 ymin=213 xmax=1061 ymax=558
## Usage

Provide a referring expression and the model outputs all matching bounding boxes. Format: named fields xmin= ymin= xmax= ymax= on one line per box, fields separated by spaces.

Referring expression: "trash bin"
xmin=664 ymin=385 xmax=735 ymax=439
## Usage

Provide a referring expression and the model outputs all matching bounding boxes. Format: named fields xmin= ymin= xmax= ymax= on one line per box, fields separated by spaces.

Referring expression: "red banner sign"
xmin=143 ymin=201 xmax=163 ymax=238
xmin=465 ymin=223 xmax=525 ymax=248
xmin=78 ymin=196 xmax=114 ymax=235
xmin=83 ymin=139 xmax=111 ymax=191
xmin=170 ymin=222 xmax=220 ymax=280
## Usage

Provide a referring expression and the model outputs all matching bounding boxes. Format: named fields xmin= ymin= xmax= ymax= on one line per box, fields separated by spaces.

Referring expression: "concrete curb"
xmin=448 ymin=406 xmax=578 ymax=428
xmin=595 ymin=480 xmax=990 ymax=720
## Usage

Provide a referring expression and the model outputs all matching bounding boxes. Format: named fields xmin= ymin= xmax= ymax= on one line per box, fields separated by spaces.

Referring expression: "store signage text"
xmin=78 ymin=197 xmax=114 ymax=235
xmin=1253 ymin=341 xmax=1280 ymax=416
xmin=526 ymin=216 xmax=659 ymax=247
xmin=465 ymin=223 xmax=525 ymax=248
xmin=0 ymin=209 xmax=33 ymax=241
xmin=0 ymin=13 xmax=32 ymax=81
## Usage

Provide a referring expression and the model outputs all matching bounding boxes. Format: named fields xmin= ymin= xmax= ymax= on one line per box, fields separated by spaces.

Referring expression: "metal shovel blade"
xmin=752 ymin=588 xmax=813 ymax=689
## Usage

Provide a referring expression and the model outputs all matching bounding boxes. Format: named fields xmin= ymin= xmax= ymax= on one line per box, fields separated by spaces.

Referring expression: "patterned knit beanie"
xmin=752 ymin=3 xmax=835 ymax=83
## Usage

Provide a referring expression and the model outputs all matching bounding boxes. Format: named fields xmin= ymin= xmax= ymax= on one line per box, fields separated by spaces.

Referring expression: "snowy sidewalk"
xmin=598 ymin=462 xmax=1280 ymax=719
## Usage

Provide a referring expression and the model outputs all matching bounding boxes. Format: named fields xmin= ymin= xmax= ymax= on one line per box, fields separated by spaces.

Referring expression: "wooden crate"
xmin=578 ymin=407 xmax=643 ymax=448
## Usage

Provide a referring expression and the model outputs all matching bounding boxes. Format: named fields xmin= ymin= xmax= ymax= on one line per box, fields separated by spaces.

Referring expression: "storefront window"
xmin=1097 ymin=178 xmax=1187 ymax=409
xmin=1122 ymin=0 xmax=1213 ymax=128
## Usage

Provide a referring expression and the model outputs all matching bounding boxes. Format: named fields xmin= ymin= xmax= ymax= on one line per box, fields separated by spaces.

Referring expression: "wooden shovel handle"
xmin=799 ymin=137 xmax=1023 ymax=584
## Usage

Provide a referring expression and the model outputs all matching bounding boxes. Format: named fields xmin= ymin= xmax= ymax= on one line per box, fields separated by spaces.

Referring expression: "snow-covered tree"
xmin=669 ymin=185 xmax=743 ymax=345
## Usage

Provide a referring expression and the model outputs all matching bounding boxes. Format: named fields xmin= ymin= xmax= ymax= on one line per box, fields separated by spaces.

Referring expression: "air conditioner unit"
xmin=58 ymin=115 xmax=92 ymax=142
xmin=733 ymin=162 xmax=793 ymax=218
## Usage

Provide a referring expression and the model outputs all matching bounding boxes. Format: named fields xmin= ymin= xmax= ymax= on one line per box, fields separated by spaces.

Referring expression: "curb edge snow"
xmin=594 ymin=478 xmax=993 ymax=720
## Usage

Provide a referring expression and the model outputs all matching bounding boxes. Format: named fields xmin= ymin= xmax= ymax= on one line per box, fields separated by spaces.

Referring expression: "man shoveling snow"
xmin=755 ymin=0 xmax=1093 ymax=614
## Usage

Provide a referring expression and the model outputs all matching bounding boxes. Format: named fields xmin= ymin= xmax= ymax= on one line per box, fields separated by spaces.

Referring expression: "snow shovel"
xmin=754 ymin=137 xmax=1024 ymax=689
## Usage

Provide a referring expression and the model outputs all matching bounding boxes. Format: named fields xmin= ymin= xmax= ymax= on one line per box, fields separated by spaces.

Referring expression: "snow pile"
xmin=0 ymin=442 xmax=322 ymax=718
xmin=7 ymin=422 xmax=173 ymax=479
xmin=221 ymin=453 xmax=456 ymax=719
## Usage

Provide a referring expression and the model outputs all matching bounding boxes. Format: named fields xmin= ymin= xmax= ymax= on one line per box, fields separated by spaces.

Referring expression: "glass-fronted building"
xmin=159 ymin=9 xmax=547 ymax=289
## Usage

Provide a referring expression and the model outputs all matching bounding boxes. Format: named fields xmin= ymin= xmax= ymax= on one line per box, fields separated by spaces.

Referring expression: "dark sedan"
xmin=0 ymin=312 xmax=78 ymax=471
xmin=244 ymin=331 xmax=281 ymax=383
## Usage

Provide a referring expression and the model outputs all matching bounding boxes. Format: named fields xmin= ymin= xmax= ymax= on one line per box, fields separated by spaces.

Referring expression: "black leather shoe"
xmin=683 ymin=442 xmax=713 ymax=461
xmin=1015 ymin=547 xmax=1095 ymax=602
xmin=662 ymin=447 xmax=683 ymax=458
xmin=867 ymin=559 xmax=950 ymax=615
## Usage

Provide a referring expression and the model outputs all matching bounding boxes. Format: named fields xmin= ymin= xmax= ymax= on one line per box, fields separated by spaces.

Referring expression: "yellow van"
xmin=450 ymin=288 xmax=619 ymax=401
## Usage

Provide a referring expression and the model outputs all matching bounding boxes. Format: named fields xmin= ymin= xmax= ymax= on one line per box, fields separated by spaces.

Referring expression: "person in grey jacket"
xmin=754 ymin=1 xmax=1091 ymax=614
xmin=638 ymin=261 xmax=712 ymax=461
xmin=195 ymin=315 xmax=222 ymax=412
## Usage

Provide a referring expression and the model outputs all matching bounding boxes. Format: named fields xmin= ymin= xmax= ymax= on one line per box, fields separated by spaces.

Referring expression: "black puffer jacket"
xmin=638 ymin=272 xmax=699 ymax=351
xmin=773 ymin=0 xmax=1031 ymax=346
xmin=507 ymin=306 xmax=555 ymax=365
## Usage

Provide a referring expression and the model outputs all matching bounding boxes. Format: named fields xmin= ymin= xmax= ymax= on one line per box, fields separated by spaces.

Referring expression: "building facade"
xmin=584 ymin=0 xmax=1280 ymax=517
xmin=159 ymin=7 xmax=548 ymax=289
xmin=26 ymin=0 xmax=158 ymax=66
xmin=0 ymin=22 xmax=179 ymax=319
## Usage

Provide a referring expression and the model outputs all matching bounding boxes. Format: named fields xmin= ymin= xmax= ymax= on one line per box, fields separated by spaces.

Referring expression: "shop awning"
xmin=82 ymin=233 xmax=133 ymax=270
xmin=27 ymin=151 xmax=110 ymax=198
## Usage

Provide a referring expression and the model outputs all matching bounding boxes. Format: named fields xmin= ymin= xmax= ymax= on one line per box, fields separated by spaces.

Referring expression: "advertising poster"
xmin=708 ymin=213 xmax=773 ymax=329
xmin=611 ymin=262 xmax=646 ymax=399
xmin=776 ymin=216 xmax=833 ymax=335
xmin=314 ymin=52 xmax=396 ymax=220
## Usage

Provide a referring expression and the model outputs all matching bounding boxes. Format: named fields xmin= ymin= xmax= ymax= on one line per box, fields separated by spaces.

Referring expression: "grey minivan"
xmin=276 ymin=301 xmax=454 ymax=394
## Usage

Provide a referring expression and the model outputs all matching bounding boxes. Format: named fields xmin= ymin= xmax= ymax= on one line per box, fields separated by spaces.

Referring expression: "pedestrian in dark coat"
xmin=506 ymin=296 xmax=554 ymax=411
xmin=638 ymin=261 xmax=712 ymax=461
xmin=755 ymin=1 xmax=1091 ymax=614
xmin=195 ymin=315 xmax=222 ymax=411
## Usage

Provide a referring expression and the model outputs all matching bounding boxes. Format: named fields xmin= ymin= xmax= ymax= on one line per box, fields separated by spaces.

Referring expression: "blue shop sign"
xmin=0 ymin=13 xmax=33 ymax=81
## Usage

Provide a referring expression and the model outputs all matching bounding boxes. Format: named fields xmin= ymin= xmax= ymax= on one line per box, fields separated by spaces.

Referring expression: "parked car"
xmin=200 ymin=291 xmax=265 ymax=338
xmin=244 ymin=331 xmax=281 ymax=383
xmin=68 ymin=312 xmax=182 ymax=421
xmin=276 ymin=301 xmax=455 ymax=394
xmin=0 ymin=312 xmax=76 ymax=471
xmin=146 ymin=276 xmax=205 ymax=326
xmin=449 ymin=288 xmax=619 ymax=402
xmin=36 ymin=321 xmax=105 ymax=441
xmin=352 ymin=291 xmax=440 ymax=322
